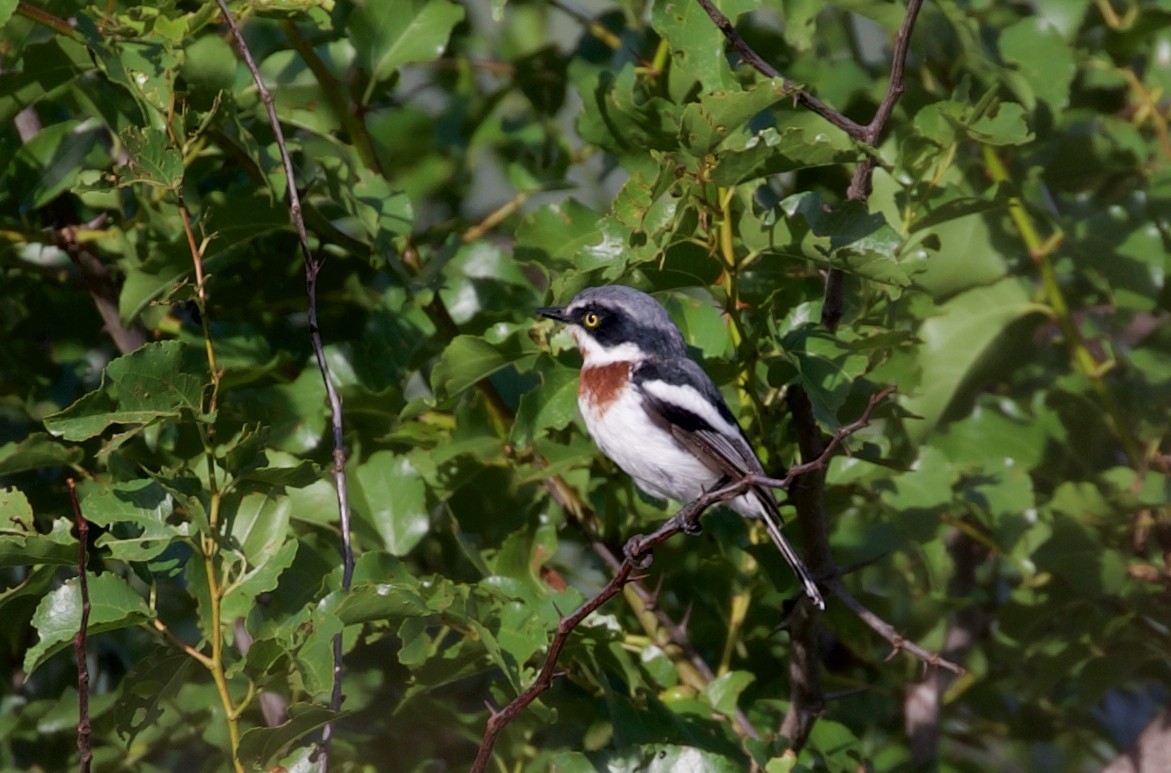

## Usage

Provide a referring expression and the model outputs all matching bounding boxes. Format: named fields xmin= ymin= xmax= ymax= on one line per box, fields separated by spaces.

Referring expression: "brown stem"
xmin=826 ymin=578 xmax=965 ymax=675
xmin=693 ymin=0 xmax=864 ymax=138
xmin=779 ymin=387 xmax=830 ymax=747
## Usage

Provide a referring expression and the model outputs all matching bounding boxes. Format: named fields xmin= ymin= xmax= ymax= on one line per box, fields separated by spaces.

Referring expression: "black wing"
xmin=634 ymin=358 xmax=825 ymax=608
xmin=633 ymin=358 xmax=772 ymax=501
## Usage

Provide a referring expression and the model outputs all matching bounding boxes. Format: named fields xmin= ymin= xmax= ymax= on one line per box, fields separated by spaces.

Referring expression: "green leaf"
xmin=0 ymin=38 xmax=90 ymax=125
xmin=1032 ymin=513 xmax=1126 ymax=597
xmin=110 ymin=650 xmax=194 ymax=742
xmin=0 ymin=433 xmax=82 ymax=475
xmin=349 ymin=0 xmax=465 ymax=96
xmin=352 ymin=451 xmax=429 ymax=556
xmin=878 ymin=446 xmax=956 ymax=541
xmin=24 ymin=573 xmax=155 ymax=674
xmin=510 ymin=360 xmax=580 ymax=449
xmin=1000 ymin=17 xmax=1076 ymax=110
xmin=711 ymin=121 xmax=857 ymax=186
xmin=902 ymin=279 xmax=1047 ymax=441
xmin=117 ymin=125 xmax=183 ymax=191
xmin=237 ymin=703 xmax=339 ymax=767
xmin=574 ymin=66 xmax=683 ymax=156
xmin=0 ymin=491 xmax=78 ymax=568
xmin=679 ymin=79 xmax=793 ymax=155
xmin=43 ymin=341 xmax=208 ymax=441
xmin=0 ymin=0 xmax=18 ymax=30
xmin=335 ymin=581 xmax=432 ymax=625
xmin=430 ymin=334 xmax=536 ymax=399
xmin=780 ymin=325 xmax=870 ymax=428
xmin=82 ymin=479 xmax=184 ymax=562
xmin=704 ymin=670 xmax=755 ymax=716
xmin=966 ymin=102 xmax=1034 ymax=146
xmin=6 ymin=118 xmax=102 ymax=209
xmin=651 ymin=0 xmax=755 ymax=91
xmin=222 ymin=494 xmax=299 ymax=621
xmin=517 ymin=199 xmax=606 ymax=267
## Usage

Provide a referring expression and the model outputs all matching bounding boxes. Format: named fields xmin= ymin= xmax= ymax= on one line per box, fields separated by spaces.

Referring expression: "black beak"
xmin=536 ymin=306 xmax=570 ymax=323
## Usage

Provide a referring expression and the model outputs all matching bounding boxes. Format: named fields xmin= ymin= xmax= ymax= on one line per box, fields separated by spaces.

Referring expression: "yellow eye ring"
xmin=582 ymin=311 xmax=600 ymax=328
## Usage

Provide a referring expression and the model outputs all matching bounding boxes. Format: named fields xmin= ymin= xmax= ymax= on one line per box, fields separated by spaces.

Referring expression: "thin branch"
xmin=67 ymin=478 xmax=92 ymax=773
xmin=694 ymin=0 xmax=864 ymax=138
xmin=16 ymin=2 xmax=77 ymax=37
xmin=472 ymin=387 xmax=899 ymax=772
xmin=214 ymin=3 xmax=354 ymax=768
xmin=865 ymin=0 xmax=926 ymax=144
xmin=826 ymin=578 xmax=964 ymax=675
xmin=837 ymin=0 xmax=926 ymax=329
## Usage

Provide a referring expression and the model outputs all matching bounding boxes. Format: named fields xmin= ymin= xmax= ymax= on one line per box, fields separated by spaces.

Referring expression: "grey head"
xmin=537 ymin=285 xmax=687 ymax=360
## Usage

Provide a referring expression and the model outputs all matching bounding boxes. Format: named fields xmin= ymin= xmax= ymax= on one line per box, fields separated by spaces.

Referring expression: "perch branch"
xmin=472 ymin=387 xmax=916 ymax=772
xmin=214 ymin=3 xmax=354 ymax=767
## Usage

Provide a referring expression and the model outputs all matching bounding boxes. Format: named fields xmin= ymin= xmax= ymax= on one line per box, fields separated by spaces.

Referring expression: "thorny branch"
xmin=473 ymin=387 xmax=957 ymax=772
xmin=214 ymin=3 xmax=354 ymax=768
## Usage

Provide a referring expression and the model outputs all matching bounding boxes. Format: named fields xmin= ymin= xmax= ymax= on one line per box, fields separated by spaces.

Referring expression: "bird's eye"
xmin=583 ymin=311 xmax=600 ymax=328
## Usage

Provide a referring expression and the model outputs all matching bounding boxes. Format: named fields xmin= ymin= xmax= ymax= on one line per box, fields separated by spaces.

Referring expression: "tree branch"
xmin=691 ymin=0 xmax=926 ymax=331
xmin=827 ymin=578 xmax=964 ymax=675
xmin=472 ymin=386 xmax=918 ymax=771
xmin=694 ymin=0 xmax=864 ymax=138
xmin=213 ymin=3 xmax=354 ymax=768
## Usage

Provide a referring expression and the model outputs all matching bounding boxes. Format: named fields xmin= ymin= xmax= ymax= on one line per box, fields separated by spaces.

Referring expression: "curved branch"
xmin=472 ymin=386 xmax=923 ymax=771
xmin=694 ymin=0 xmax=864 ymax=138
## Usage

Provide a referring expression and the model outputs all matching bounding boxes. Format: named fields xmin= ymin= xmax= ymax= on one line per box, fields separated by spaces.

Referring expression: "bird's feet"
xmin=622 ymin=534 xmax=654 ymax=569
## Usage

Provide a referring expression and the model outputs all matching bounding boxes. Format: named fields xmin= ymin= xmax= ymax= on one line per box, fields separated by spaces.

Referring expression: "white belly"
xmin=580 ymin=387 xmax=718 ymax=503
xmin=580 ymin=387 xmax=771 ymax=521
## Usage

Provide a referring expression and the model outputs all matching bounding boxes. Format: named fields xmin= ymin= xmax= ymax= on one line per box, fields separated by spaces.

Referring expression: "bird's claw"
xmin=623 ymin=534 xmax=654 ymax=569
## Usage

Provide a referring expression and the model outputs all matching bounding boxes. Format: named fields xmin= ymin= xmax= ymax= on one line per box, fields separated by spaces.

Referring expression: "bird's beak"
xmin=536 ymin=306 xmax=570 ymax=323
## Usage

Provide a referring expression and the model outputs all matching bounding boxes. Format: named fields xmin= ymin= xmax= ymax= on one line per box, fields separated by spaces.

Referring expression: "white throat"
xmin=571 ymin=328 xmax=643 ymax=366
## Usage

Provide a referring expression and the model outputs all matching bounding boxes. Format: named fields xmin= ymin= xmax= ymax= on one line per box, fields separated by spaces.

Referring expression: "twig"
xmin=67 ymin=479 xmax=92 ymax=773
xmin=16 ymin=2 xmax=77 ymax=37
xmin=214 ymin=3 xmax=355 ymax=768
xmin=472 ymin=387 xmax=896 ymax=772
xmin=694 ymin=0 xmax=863 ymax=138
xmin=826 ymin=578 xmax=964 ymax=675
xmin=837 ymin=0 xmax=925 ymax=330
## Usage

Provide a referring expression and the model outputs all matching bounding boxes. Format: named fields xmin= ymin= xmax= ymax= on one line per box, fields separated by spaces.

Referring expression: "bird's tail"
xmin=756 ymin=496 xmax=825 ymax=610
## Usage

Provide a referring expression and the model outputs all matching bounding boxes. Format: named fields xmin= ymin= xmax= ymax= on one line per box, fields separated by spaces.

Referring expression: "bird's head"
xmin=537 ymin=285 xmax=687 ymax=366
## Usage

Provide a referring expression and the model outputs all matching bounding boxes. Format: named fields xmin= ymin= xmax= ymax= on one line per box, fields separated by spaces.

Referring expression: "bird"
xmin=537 ymin=285 xmax=824 ymax=609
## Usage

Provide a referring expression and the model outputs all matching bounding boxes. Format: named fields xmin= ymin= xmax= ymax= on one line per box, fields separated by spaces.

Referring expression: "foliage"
xmin=1 ymin=0 xmax=1169 ymax=771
